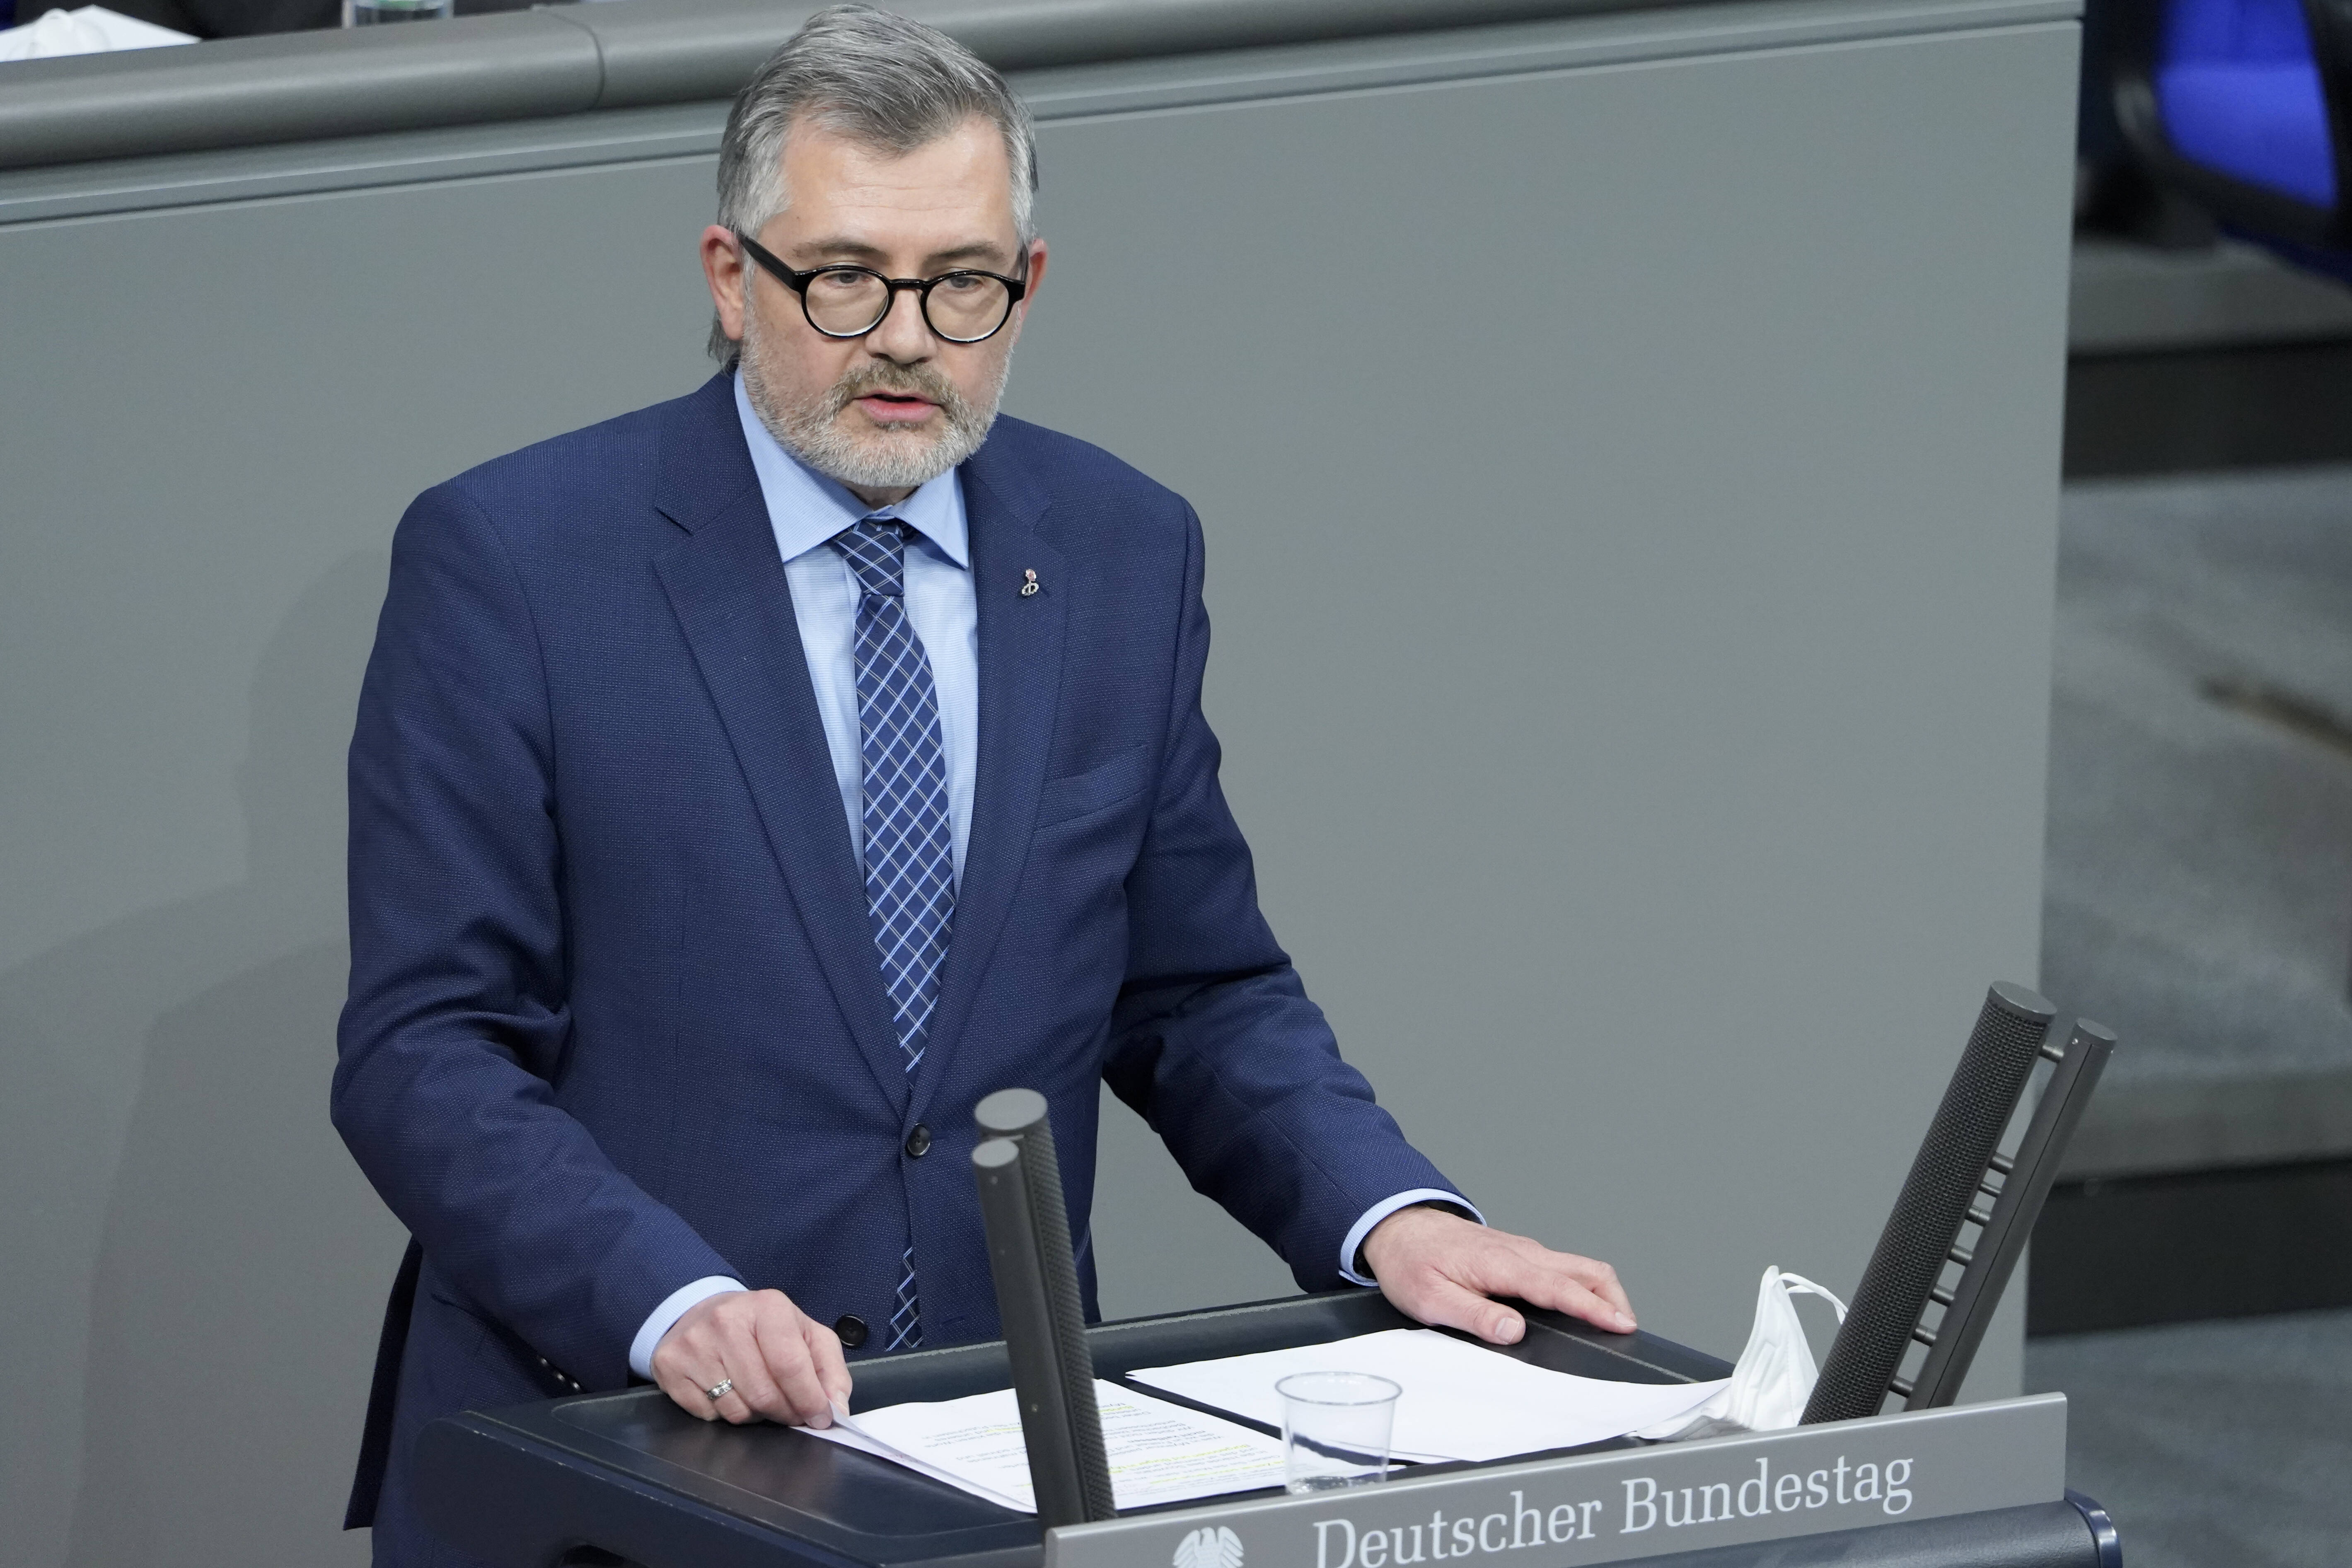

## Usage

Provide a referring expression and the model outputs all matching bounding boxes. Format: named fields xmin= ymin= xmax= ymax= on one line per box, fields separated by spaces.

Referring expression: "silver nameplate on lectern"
xmin=1047 ymin=1393 xmax=2066 ymax=1568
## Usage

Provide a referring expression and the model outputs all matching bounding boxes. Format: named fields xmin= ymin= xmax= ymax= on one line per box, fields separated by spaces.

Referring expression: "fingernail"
xmin=1496 ymin=1314 xmax=1523 ymax=1343
xmin=1617 ymin=1313 xmax=1637 ymax=1331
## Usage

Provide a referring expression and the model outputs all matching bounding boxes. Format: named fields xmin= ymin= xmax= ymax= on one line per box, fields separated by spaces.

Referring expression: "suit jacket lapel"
xmin=650 ymin=379 xmax=911 ymax=1116
xmin=911 ymin=440 xmax=1066 ymax=1122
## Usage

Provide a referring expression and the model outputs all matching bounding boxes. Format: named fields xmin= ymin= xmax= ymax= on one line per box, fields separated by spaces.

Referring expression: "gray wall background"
xmin=0 ymin=5 xmax=2077 ymax=1565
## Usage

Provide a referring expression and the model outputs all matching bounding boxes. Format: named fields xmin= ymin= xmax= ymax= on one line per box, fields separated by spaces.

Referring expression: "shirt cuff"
xmin=1339 ymin=1189 xmax=1486 ymax=1287
xmin=628 ymin=1276 xmax=747 ymax=1380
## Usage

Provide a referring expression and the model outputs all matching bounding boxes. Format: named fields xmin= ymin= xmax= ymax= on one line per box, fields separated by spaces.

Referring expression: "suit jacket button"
xmin=835 ymin=1314 xmax=869 ymax=1348
xmin=904 ymin=1123 xmax=932 ymax=1158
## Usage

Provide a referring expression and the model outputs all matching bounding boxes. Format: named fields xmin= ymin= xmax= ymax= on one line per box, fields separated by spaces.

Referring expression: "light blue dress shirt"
xmin=737 ymin=373 xmax=980 ymax=884
xmin=624 ymin=374 xmax=1478 ymax=1380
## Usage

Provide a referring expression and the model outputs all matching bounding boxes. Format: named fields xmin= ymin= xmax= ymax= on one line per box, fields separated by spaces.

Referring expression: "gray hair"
xmin=709 ymin=4 xmax=1039 ymax=361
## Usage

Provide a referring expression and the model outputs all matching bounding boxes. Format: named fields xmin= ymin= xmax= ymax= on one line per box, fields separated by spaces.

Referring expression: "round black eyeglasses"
xmin=735 ymin=231 xmax=1028 ymax=345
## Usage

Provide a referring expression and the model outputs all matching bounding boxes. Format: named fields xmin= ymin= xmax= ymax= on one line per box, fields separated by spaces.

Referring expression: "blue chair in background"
xmin=2115 ymin=0 xmax=2352 ymax=280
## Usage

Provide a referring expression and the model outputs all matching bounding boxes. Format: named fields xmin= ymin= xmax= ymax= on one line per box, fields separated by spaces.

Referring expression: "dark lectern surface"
xmin=417 ymin=1290 xmax=1724 ymax=1568
xmin=415 ymin=1290 xmax=2111 ymax=1568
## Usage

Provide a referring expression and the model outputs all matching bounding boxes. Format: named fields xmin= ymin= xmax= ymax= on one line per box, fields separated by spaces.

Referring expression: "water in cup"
xmin=344 ymin=0 xmax=453 ymax=23
xmin=1277 ymin=1371 xmax=1400 ymax=1494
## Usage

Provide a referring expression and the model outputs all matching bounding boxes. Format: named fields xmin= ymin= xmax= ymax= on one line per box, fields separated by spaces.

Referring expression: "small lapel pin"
xmin=1020 ymin=569 xmax=1039 ymax=598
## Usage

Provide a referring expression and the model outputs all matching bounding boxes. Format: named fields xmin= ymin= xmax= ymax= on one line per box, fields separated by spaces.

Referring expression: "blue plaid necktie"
xmin=831 ymin=519 xmax=952 ymax=1352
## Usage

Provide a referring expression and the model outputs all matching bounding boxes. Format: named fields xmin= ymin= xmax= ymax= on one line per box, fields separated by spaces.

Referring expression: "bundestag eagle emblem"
xmin=1172 ymin=1525 xmax=1243 ymax=1568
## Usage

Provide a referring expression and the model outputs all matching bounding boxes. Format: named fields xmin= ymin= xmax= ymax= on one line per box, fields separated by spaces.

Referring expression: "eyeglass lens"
xmin=804 ymin=268 xmax=1012 ymax=342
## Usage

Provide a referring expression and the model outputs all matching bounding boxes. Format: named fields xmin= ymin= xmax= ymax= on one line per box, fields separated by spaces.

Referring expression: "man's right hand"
xmin=650 ymin=1288 xmax=853 ymax=1427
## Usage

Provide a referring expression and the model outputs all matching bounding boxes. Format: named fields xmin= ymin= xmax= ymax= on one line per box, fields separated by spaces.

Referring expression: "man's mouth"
xmin=852 ymin=390 xmax=939 ymax=425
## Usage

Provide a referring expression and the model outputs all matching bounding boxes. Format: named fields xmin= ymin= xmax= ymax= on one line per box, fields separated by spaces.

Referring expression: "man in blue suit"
xmin=333 ymin=8 xmax=1635 ymax=1561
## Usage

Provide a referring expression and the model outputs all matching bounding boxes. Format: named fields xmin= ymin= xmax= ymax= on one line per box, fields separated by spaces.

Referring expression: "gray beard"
xmin=739 ymin=306 xmax=1008 ymax=493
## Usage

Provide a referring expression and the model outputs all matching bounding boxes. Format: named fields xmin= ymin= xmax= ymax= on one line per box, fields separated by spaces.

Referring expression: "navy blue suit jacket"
xmin=333 ymin=373 xmax=1459 ymax=1560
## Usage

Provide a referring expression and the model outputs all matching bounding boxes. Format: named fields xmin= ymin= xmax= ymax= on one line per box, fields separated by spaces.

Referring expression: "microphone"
xmin=972 ymin=1087 xmax=1117 ymax=1524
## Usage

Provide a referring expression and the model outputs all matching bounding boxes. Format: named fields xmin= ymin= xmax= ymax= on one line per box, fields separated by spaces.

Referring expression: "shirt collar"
xmin=732 ymin=368 xmax=969 ymax=568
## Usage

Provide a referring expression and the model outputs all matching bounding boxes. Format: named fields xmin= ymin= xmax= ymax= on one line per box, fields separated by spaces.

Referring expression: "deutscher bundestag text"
xmin=1315 ymin=1455 xmax=1917 ymax=1566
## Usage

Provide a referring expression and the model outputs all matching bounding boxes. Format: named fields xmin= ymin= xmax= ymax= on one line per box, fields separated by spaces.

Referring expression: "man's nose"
xmin=865 ymin=283 xmax=935 ymax=360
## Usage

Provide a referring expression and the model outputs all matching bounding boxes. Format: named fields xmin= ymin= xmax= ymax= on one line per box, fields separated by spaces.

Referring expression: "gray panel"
xmin=0 ymin=0 xmax=1695 ymax=171
xmin=0 ymin=164 xmax=717 ymax=1568
xmin=0 ymin=0 xmax=2072 ymax=230
xmin=1050 ymin=28 xmax=2077 ymax=1384
xmin=0 ymin=0 xmax=2075 ymax=172
xmin=0 ymin=10 xmax=602 ymax=169
xmin=0 ymin=5 xmax=2075 ymax=1564
xmin=0 ymin=101 xmax=729 ymax=228
xmin=1047 ymin=1395 xmax=2068 ymax=1568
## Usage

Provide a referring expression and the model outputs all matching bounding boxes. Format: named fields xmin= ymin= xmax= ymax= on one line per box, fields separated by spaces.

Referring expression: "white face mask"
xmin=1636 ymin=1267 xmax=1849 ymax=1442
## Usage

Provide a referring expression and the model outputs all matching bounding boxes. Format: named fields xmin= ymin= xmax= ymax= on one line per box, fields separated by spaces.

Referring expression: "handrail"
xmin=0 ymin=0 xmax=1694 ymax=172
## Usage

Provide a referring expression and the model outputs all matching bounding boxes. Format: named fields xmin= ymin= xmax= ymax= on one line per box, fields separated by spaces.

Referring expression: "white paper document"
xmin=1129 ymin=1329 xmax=1729 ymax=1464
xmin=805 ymin=1381 xmax=1288 ymax=1514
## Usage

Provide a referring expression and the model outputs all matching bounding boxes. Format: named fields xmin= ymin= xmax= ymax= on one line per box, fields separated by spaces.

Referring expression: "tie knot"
xmin=832 ymin=519 xmax=906 ymax=598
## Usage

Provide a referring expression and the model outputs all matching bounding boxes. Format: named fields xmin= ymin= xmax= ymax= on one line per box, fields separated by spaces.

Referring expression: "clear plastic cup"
xmin=1276 ymin=1371 xmax=1400 ymax=1493
xmin=343 ymin=0 xmax=453 ymax=24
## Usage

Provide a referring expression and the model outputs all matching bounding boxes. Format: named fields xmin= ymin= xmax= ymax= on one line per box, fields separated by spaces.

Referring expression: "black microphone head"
xmin=1987 ymin=981 xmax=2057 ymax=1022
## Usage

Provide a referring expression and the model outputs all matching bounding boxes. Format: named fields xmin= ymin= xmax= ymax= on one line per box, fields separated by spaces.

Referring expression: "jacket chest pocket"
xmin=1034 ymin=743 xmax=1153 ymax=828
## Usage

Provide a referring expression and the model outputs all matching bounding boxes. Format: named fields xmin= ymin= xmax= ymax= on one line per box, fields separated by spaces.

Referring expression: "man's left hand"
xmin=1362 ymin=1206 xmax=1636 ymax=1344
